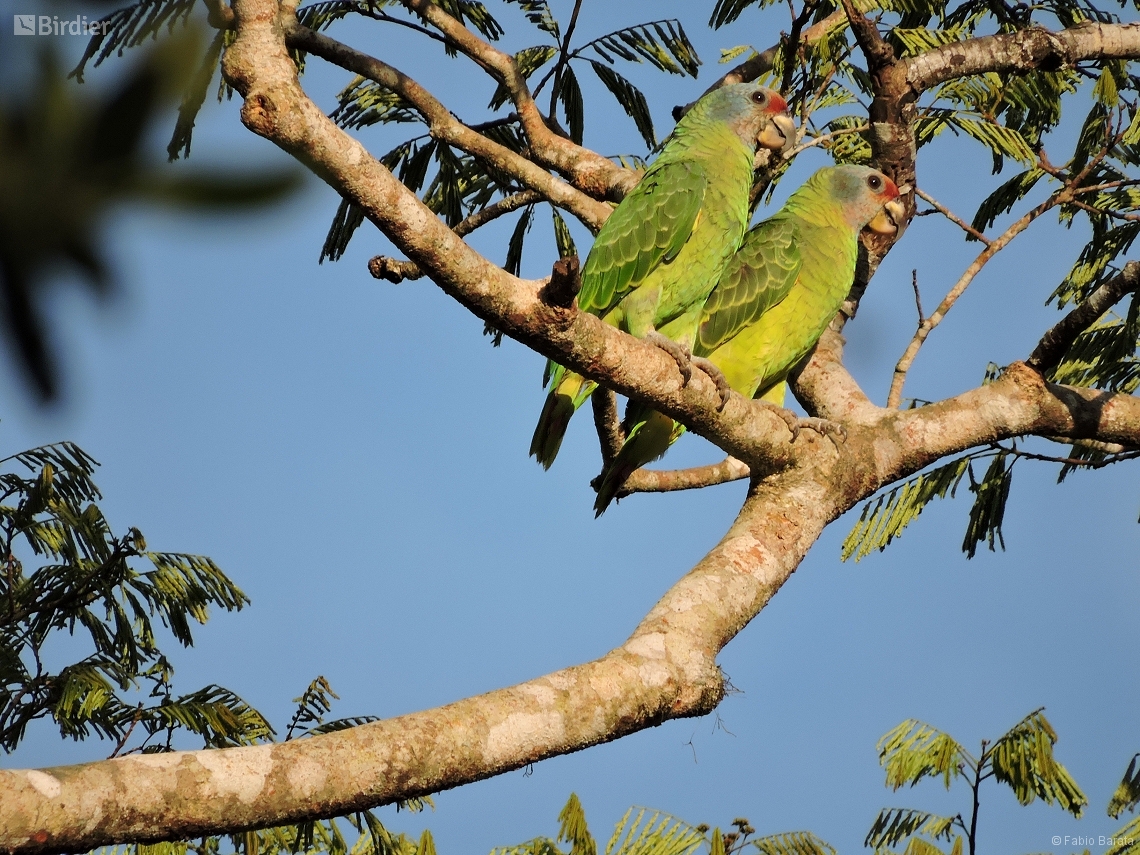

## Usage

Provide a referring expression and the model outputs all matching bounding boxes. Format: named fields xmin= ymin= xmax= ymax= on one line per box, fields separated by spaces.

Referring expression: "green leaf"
xmin=285 ymin=676 xmax=340 ymax=740
xmin=877 ymin=718 xmax=969 ymax=791
xmin=719 ymin=46 xmax=755 ymax=64
xmin=584 ymin=21 xmax=700 ymax=77
xmin=505 ymin=206 xmax=534 ymax=277
xmin=751 ymin=831 xmax=836 ymax=855
xmin=988 ymin=708 xmax=1088 ymax=817
xmin=504 ymin=0 xmax=560 ymax=39
xmin=551 ymin=207 xmax=577 ymax=259
xmin=948 ymin=116 xmax=1036 ymax=173
xmin=331 ymin=78 xmax=420 ymax=130
xmin=320 ymin=198 xmax=367 ymax=264
xmin=589 ymin=62 xmax=655 ymax=150
xmin=72 ymin=0 xmax=198 ymax=82
xmin=1108 ymin=753 xmax=1140 ymax=819
xmin=969 ymin=168 xmax=1046 ymax=238
xmin=710 ymin=0 xmax=780 ymax=29
xmin=167 ymin=30 xmax=225 ymax=161
xmin=841 ymin=456 xmax=974 ymax=562
xmin=1106 ymin=817 xmax=1140 ymax=855
xmin=432 ymin=0 xmax=503 ymax=42
xmin=865 ymin=808 xmax=958 ymax=849
xmin=961 ymin=452 xmax=1013 ymax=558
xmin=490 ymin=46 xmax=558 ymax=110
xmin=558 ymin=66 xmax=585 ymax=145
xmin=604 ymin=808 xmax=705 ymax=855
xmin=558 ymin=794 xmax=597 ymax=855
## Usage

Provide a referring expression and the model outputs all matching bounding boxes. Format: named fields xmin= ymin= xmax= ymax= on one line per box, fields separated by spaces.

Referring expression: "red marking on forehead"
xmin=766 ymin=92 xmax=789 ymax=113
xmin=881 ymin=176 xmax=900 ymax=198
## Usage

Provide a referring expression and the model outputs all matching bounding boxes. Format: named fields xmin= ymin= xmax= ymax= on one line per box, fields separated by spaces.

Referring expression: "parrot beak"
xmin=758 ymin=113 xmax=796 ymax=156
xmin=866 ymin=198 xmax=906 ymax=235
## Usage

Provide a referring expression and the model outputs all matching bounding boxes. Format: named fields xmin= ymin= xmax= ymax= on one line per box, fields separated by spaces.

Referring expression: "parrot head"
xmin=821 ymin=165 xmax=906 ymax=235
xmin=685 ymin=83 xmax=796 ymax=155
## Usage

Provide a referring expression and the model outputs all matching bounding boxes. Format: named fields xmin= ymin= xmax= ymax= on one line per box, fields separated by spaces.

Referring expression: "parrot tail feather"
xmin=530 ymin=371 xmax=596 ymax=468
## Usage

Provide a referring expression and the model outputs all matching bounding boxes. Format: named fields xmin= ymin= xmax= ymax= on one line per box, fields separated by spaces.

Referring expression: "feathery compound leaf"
xmin=295 ymin=0 xmax=400 ymax=33
xmin=286 ymin=676 xmax=339 ymax=740
xmin=710 ymin=0 xmax=780 ymax=28
xmin=961 ymin=452 xmax=1013 ymax=558
xmin=167 ymin=30 xmax=225 ymax=161
xmin=589 ymin=62 xmax=655 ymax=150
xmin=331 ymin=78 xmax=420 ymax=130
xmin=72 ymin=0 xmax=198 ymax=81
xmin=505 ymin=206 xmax=534 ymax=277
xmin=605 ymin=808 xmax=705 ymax=855
xmin=878 ymin=719 xmax=968 ymax=791
xmin=989 ymin=708 xmax=1087 ymax=816
xmin=841 ymin=456 xmax=973 ymax=561
xmin=432 ymin=0 xmax=503 ymax=41
xmin=320 ymin=198 xmax=366 ymax=264
xmin=1106 ymin=817 xmax=1140 ymax=855
xmin=558 ymin=794 xmax=597 ymax=855
xmin=824 ymin=115 xmax=873 ymax=165
xmin=969 ymin=167 xmax=1046 ymax=238
xmin=1051 ymin=223 xmax=1140 ymax=307
xmin=551 ymin=207 xmax=577 ymax=259
xmin=504 ymin=0 xmax=560 ymax=39
xmin=751 ymin=831 xmax=836 ymax=855
xmin=490 ymin=45 xmax=559 ymax=110
xmin=558 ymin=66 xmax=585 ymax=145
xmin=584 ymin=21 xmax=700 ymax=77
xmin=948 ymin=116 xmax=1036 ymax=173
xmin=1109 ymin=754 xmax=1140 ymax=819
xmin=865 ymin=808 xmax=958 ymax=849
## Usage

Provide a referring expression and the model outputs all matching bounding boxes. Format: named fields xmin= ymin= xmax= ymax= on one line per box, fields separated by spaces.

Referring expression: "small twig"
xmin=887 ymin=192 xmax=1061 ymax=408
xmin=1027 ymin=259 xmax=1140 ymax=371
xmin=368 ymin=190 xmax=544 ymax=283
xmin=990 ymin=441 xmax=1140 ymax=468
xmin=362 ymin=9 xmax=449 ymax=45
xmin=546 ymin=0 xmax=584 ymax=116
xmin=785 ymin=124 xmax=869 ymax=157
xmin=109 ymin=704 xmax=144 ymax=759
xmin=1068 ymin=199 xmax=1140 ymax=223
xmin=620 ymin=457 xmax=751 ymax=494
xmin=780 ymin=0 xmax=818 ymax=94
xmin=914 ymin=187 xmax=992 ymax=245
xmin=911 ymin=269 xmax=924 ymax=323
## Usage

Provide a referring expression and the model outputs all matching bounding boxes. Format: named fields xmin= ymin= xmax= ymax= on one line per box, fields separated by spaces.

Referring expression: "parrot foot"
xmin=691 ymin=357 xmax=732 ymax=411
xmin=645 ymin=332 xmax=692 ymax=385
xmin=757 ymin=403 xmax=847 ymax=443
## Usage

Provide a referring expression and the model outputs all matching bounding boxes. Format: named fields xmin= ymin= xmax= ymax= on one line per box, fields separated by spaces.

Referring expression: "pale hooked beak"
xmin=867 ymin=197 xmax=906 ymax=235
xmin=758 ymin=112 xmax=796 ymax=156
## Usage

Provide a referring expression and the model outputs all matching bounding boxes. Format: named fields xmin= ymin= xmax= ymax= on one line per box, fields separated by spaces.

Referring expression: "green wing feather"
xmin=696 ymin=218 xmax=801 ymax=354
xmin=578 ymin=161 xmax=708 ymax=315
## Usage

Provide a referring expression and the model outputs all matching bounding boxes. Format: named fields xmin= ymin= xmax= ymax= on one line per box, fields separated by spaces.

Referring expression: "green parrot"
xmin=528 ymin=83 xmax=796 ymax=469
xmin=593 ymin=164 xmax=906 ymax=515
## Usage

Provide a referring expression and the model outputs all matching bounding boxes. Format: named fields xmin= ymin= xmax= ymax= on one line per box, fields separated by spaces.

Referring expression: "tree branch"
xmin=620 ymin=457 xmax=751 ymax=494
xmin=1027 ymin=259 xmax=1140 ymax=372
xmin=368 ymin=191 xmax=545 ymax=283
xmin=906 ymin=22 xmax=1140 ymax=92
xmin=284 ymin=23 xmax=612 ymax=230
xmin=403 ymin=0 xmax=639 ymax=200
xmin=591 ymin=389 xmax=624 ymax=467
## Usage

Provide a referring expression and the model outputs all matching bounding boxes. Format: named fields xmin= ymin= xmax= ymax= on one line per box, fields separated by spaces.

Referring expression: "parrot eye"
xmin=867 ymin=174 xmax=883 ymax=191
xmin=751 ymin=91 xmax=768 ymax=106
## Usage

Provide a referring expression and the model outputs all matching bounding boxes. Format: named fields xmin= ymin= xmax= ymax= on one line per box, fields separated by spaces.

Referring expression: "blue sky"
xmin=3 ymin=2 xmax=1139 ymax=852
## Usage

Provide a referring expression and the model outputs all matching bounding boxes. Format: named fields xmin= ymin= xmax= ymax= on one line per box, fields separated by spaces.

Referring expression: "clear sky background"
xmin=3 ymin=2 xmax=1138 ymax=852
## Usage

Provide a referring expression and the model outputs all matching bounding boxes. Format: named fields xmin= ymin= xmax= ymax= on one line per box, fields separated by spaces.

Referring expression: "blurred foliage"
xmin=0 ymin=12 xmax=300 ymax=403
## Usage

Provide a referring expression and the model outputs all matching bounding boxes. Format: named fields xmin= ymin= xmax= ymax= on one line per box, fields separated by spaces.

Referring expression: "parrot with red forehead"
xmin=593 ymin=164 xmax=906 ymax=515
xmin=529 ymin=83 xmax=796 ymax=469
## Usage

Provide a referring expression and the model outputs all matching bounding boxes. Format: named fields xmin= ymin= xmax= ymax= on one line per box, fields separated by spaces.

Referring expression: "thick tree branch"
xmin=403 ymin=0 xmax=639 ymax=200
xmin=906 ymin=22 xmax=1140 ymax=92
xmin=1028 ymin=260 xmax=1140 ymax=372
xmin=285 ymin=23 xmax=612 ymax=230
